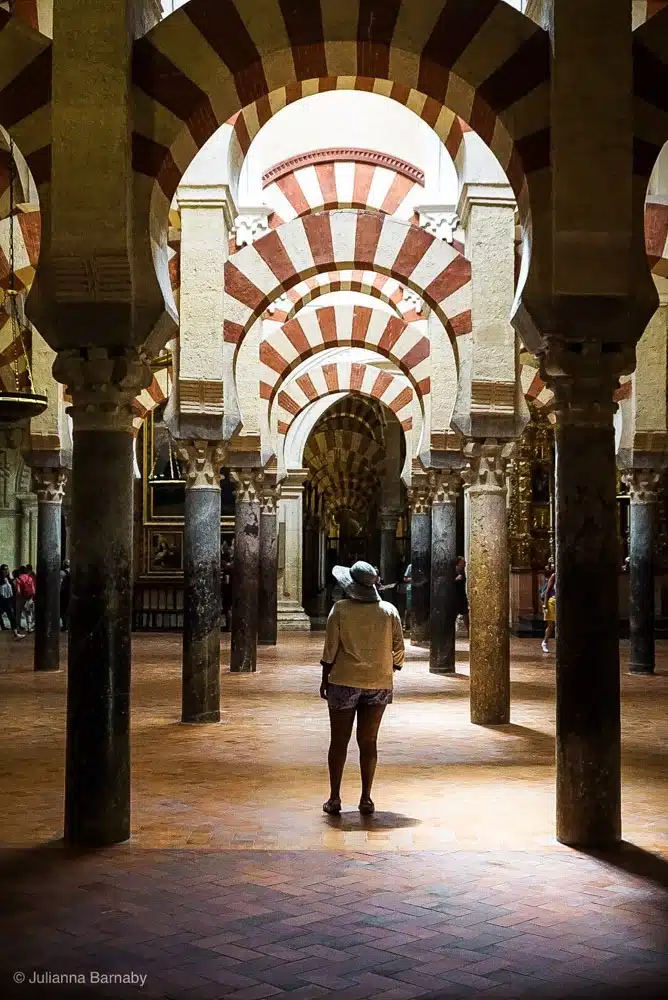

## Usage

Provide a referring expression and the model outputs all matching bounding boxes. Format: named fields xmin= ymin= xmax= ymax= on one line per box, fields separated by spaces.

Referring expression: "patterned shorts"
xmin=327 ymin=683 xmax=393 ymax=711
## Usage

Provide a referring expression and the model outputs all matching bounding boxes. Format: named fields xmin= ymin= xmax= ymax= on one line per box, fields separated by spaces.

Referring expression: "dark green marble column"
xmin=429 ymin=471 xmax=459 ymax=674
xmin=409 ymin=484 xmax=431 ymax=647
xmin=231 ymin=470 xmax=262 ymax=672
xmin=623 ymin=469 xmax=661 ymax=675
xmin=32 ymin=468 xmax=68 ymax=673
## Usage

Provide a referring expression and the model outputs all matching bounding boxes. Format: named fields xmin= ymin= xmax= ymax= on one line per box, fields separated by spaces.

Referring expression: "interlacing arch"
xmin=268 ymin=270 xmax=423 ymax=323
xmin=304 ymin=429 xmax=385 ymax=475
xmin=276 ymin=361 xmax=413 ymax=436
xmin=260 ymin=304 xmax=431 ymax=407
xmin=263 ymin=147 xmax=425 ymax=227
xmin=229 ymin=79 xmax=466 ymax=181
xmin=133 ymin=0 xmax=551 ymax=283
xmin=224 ymin=211 xmax=471 ymax=354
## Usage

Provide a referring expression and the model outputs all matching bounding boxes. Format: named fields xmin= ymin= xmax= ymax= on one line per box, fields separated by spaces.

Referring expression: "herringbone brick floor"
xmin=0 ymin=633 xmax=666 ymax=997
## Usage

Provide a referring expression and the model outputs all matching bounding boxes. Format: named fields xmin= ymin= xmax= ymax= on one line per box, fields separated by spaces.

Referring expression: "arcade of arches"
xmin=1 ymin=2 xmax=668 ymax=994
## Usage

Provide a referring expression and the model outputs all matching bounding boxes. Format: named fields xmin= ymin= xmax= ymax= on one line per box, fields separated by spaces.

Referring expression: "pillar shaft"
xmin=429 ymin=472 xmax=459 ymax=674
xmin=555 ymin=403 xmax=621 ymax=848
xmin=622 ymin=469 xmax=661 ymax=674
xmin=32 ymin=469 xmax=68 ymax=673
xmin=465 ymin=441 xmax=513 ymax=724
xmin=176 ymin=440 xmax=226 ymax=723
xmin=379 ymin=512 xmax=398 ymax=588
xmin=409 ymin=486 xmax=431 ymax=646
xmin=231 ymin=471 xmax=262 ymax=672
xmin=259 ymin=485 xmax=279 ymax=646
xmin=55 ymin=347 xmax=151 ymax=848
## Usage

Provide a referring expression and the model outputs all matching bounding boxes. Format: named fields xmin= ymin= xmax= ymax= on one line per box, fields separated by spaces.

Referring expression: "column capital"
xmin=463 ymin=439 xmax=515 ymax=492
xmin=175 ymin=439 xmax=227 ymax=490
xmin=260 ymin=483 xmax=281 ymax=515
xmin=407 ymin=483 xmax=431 ymax=516
xmin=53 ymin=348 xmax=153 ymax=433
xmin=621 ymin=468 xmax=662 ymax=505
xmin=539 ymin=341 xmax=634 ymax=429
xmin=427 ymin=469 xmax=461 ymax=505
xmin=379 ymin=509 xmax=400 ymax=532
xmin=31 ymin=467 xmax=68 ymax=505
xmin=232 ymin=468 xmax=264 ymax=503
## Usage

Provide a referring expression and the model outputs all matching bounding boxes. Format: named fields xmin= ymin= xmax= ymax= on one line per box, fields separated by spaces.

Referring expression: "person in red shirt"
xmin=15 ymin=566 xmax=36 ymax=635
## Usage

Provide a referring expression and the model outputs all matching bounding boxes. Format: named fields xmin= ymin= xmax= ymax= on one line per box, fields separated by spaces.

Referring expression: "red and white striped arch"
xmin=0 ymin=309 xmax=31 ymax=392
xmin=260 ymin=305 xmax=430 ymax=406
xmin=264 ymin=149 xmax=424 ymax=226
xmin=0 ymin=204 xmax=39 ymax=294
xmin=134 ymin=0 xmax=551 ymax=232
xmin=131 ymin=365 xmax=172 ymax=434
xmin=305 ymin=428 xmax=385 ymax=472
xmin=269 ymin=270 xmax=423 ymax=323
xmin=634 ymin=1 xmax=668 ymax=27
xmin=276 ymin=361 xmax=413 ymax=437
xmin=225 ymin=211 xmax=471 ymax=355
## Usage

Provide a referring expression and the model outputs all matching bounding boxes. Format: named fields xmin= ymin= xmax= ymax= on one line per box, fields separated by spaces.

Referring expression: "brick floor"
xmin=0 ymin=632 xmax=667 ymax=997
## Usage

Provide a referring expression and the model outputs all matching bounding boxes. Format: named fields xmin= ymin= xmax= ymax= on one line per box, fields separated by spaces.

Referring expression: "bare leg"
xmin=325 ymin=708 xmax=356 ymax=811
xmin=356 ymin=704 xmax=387 ymax=810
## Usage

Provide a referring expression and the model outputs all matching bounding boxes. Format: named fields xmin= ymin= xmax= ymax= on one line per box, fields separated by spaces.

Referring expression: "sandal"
xmin=359 ymin=798 xmax=375 ymax=815
xmin=323 ymin=798 xmax=341 ymax=815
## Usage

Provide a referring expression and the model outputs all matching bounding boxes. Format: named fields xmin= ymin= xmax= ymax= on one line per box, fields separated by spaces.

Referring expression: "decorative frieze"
xmin=175 ymin=440 xmax=227 ymax=490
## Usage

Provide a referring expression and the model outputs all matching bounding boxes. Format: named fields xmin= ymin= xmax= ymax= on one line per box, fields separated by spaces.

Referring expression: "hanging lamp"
xmin=0 ymin=128 xmax=47 ymax=426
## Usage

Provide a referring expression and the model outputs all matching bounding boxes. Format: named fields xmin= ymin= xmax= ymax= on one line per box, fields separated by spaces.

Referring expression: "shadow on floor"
xmin=324 ymin=811 xmax=421 ymax=832
xmin=581 ymin=840 xmax=668 ymax=890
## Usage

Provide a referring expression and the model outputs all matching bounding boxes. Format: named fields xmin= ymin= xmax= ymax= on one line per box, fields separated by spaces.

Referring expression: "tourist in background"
xmin=542 ymin=568 xmax=557 ymax=654
xmin=14 ymin=566 xmax=35 ymax=635
xmin=455 ymin=556 xmax=469 ymax=636
xmin=60 ymin=559 xmax=71 ymax=631
xmin=0 ymin=565 xmax=22 ymax=639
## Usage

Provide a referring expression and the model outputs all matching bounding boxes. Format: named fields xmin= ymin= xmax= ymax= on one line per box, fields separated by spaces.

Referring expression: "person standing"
xmin=455 ymin=556 xmax=469 ymax=635
xmin=402 ymin=562 xmax=412 ymax=631
xmin=542 ymin=568 xmax=557 ymax=653
xmin=320 ymin=561 xmax=405 ymax=816
xmin=14 ymin=566 xmax=35 ymax=635
xmin=0 ymin=565 xmax=23 ymax=639
xmin=60 ymin=559 xmax=71 ymax=632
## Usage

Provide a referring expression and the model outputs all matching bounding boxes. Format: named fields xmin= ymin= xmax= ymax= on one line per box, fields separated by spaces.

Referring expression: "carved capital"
xmin=417 ymin=208 xmax=459 ymax=244
xmin=407 ymin=483 xmax=431 ymax=516
xmin=31 ymin=467 xmax=68 ymax=505
xmin=621 ymin=468 xmax=662 ymax=505
xmin=232 ymin=469 xmax=264 ymax=504
xmin=175 ymin=439 xmax=227 ymax=490
xmin=379 ymin=509 xmax=400 ymax=532
xmin=539 ymin=341 xmax=633 ymax=429
xmin=53 ymin=347 xmax=152 ymax=432
xmin=427 ymin=469 xmax=461 ymax=505
xmin=463 ymin=439 xmax=515 ymax=492
xmin=234 ymin=209 xmax=271 ymax=248
xmin=260 ymin=483 xmax=281 ymax=515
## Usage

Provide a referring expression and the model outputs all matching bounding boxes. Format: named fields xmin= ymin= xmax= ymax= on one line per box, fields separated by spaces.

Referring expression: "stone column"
xmin=259 ymin=482 xmax=279 ymax=646
xmin=464 ymin=440 xmax=514 ymax=725
xmin=231 ymin=470 xmax=262 ymax=672
xmin=622 ymin=469 xmax=661 ymax=675
xmin=175 ymin=440 xmax=227 ymax=723
xmin=31 ymin=468 xmax=68 ymax=673
xmin=408 ymin=483 xmax=431 ymax=646
xmin=552 ymin=378 xmax=622 ymax=848
xmin=17 ymin=496 xmax=36 ymax=566
xmin=429 ymin=470 xmax=460 ymax=674
xmin=277 ymin=472 xmax=311 ymax=630
xmin=53 ymin=348 xmax=152 ymax=848
xmin=379 ymin=510 xmax=399 ymax=589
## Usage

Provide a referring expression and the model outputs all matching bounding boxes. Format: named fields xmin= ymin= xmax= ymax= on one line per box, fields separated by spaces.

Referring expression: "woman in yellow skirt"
xmin=542 ymin=570 xmax=556 ymax=653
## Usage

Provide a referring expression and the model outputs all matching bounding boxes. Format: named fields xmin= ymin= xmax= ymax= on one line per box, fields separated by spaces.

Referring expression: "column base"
xmin=277 ymin=601 xmax=311 ymax=631
xmin=181 ymin=715 xmax=222 ymax=725
xmin=429 ymin=666 xmax=456 ymax=675
xmin=628 ymin=666 xmax=655 ymax=675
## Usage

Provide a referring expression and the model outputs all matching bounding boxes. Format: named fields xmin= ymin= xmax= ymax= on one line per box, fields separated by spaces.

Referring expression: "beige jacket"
xmin=322 ymin=599 xmax=405 ymax=690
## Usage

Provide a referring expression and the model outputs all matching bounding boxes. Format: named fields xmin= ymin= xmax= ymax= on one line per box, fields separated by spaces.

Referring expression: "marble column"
xmin=408 ymin=484 xmax=431 ymax=646
xmin=553 ymin=382 xmax=621 ymax=848
xmin=429 ymin=470 xmax=460 ymax=674
xmin=31 ymin=468 xmax=68 ymax=673
xmin=464 ymin=440 xmax=514 ymax=725
xmin=231 ymin=470 xmax=262 ymax=672
xmin=379 ymin=510 xmax=399 ymax=589
xmin=259 ymin=482 xmax=279 ymax=646
xmin=176 ymin=440 xmax=226 ymax=723
xmin=622 ymin=469 xmax=661 ymax=674
xmin=54 ymin=347 xmax=152 ymax=847
xmin=277 ymin=472 xmax=311 ymax=630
